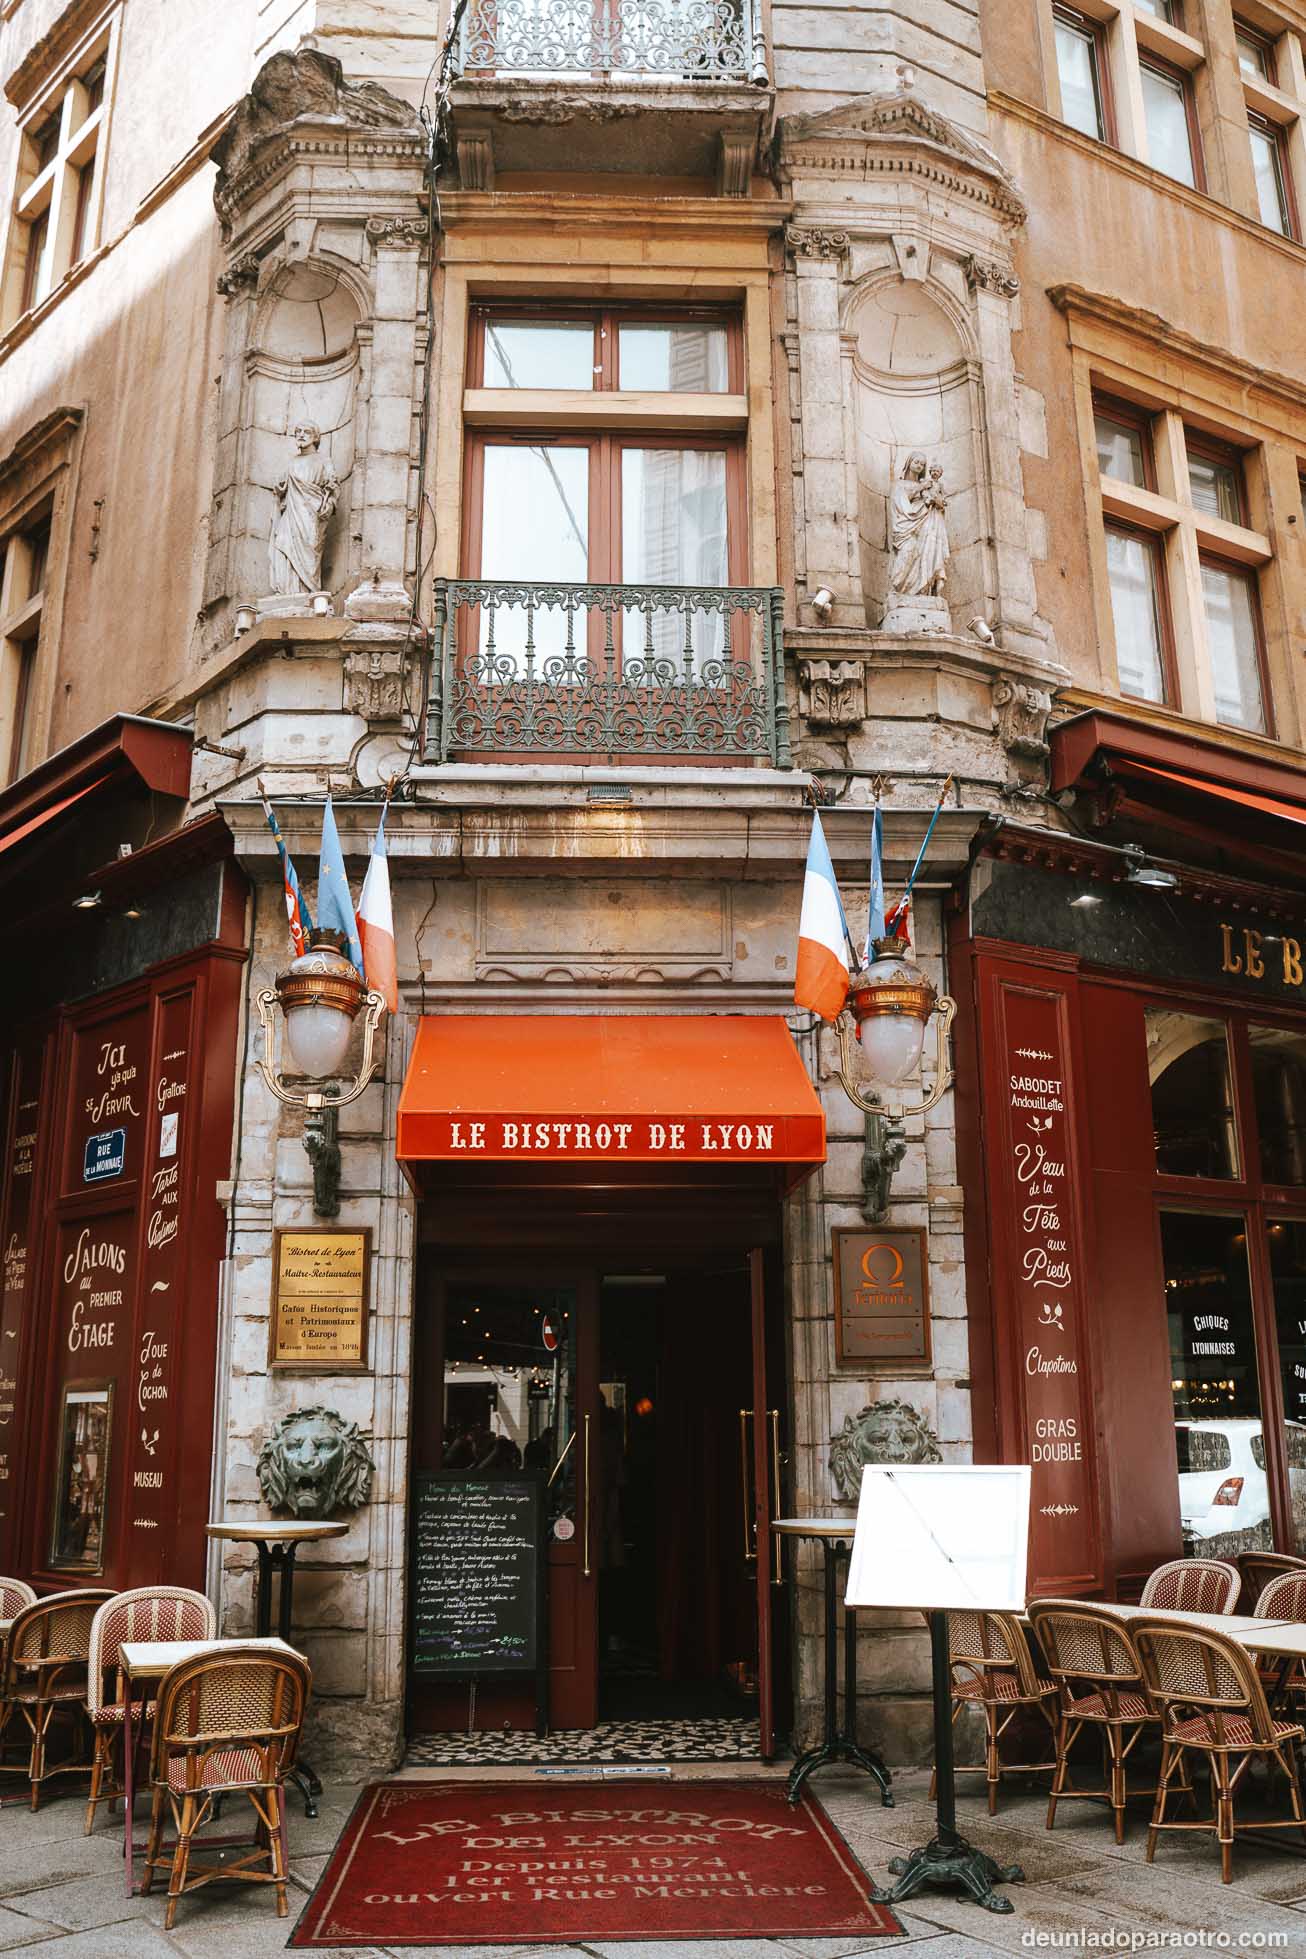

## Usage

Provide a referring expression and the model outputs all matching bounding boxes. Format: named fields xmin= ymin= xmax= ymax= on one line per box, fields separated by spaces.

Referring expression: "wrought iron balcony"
xmin=426 ymin=578 xmax=791 ymax=767
xmin=454 ymin=0 xmax=767 ymax=83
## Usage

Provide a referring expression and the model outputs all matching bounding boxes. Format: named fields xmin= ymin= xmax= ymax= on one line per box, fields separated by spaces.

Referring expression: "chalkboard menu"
xmin=410 ymin=1473 xmax=548 ymax=1717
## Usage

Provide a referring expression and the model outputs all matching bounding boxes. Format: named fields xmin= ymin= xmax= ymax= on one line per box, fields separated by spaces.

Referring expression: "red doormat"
xmin=290 ymin=1779 xmax=902 ymax=1946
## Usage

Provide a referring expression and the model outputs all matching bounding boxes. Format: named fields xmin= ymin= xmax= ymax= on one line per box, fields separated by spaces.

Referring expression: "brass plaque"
xmin=270 ymin=1229 xmax=371 ymax=1371
xmin=833 ymin=1227 xmax=931 ymax=1369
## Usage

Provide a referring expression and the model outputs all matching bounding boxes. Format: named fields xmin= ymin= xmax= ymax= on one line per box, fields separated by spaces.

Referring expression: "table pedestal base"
xmin=787 ymin=1738 xmax=893 ymax=1807
xmin=786 ymin=1535 xmax=893 ymax=1808
xmin=872 ymin=1834 xmax=1024 ymax=1915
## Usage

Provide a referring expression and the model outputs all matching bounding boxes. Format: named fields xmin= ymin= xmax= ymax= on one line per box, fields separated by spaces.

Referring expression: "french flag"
xmin=357 ymin=806 xmax=398 ymax=1014
xmin=795 ymin=810 xmax=851 ymax=1021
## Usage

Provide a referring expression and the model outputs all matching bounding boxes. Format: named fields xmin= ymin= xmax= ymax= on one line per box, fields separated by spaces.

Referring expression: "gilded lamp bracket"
xmin=834 ymin=992 xmax=958 ymax=1122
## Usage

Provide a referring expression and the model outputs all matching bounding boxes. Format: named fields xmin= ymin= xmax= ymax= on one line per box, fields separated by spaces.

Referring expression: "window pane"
xmin=1095 ymin=412 xmax=1147 ymax=485
xmin=619 ymin=325 xmax=730 ymax=392
xmin=1141 ymin=63 xmax=1197 ymax=186
xmin=20 ymin=210 xmax=48 ymax=315
xmin=1147 ymin=1008 xmax=1239 ymax=1179
xmin=1135 ymin=0 xmax=1175 ymax=19
xmin=1187 ymin=448 xmax=1241 ymax=523
xmin=1236 ymin=29 xmax=1272 ymax=78
xmin=478 ymin=444 xmax=589 ymax=671
xmin=1251 ymin=1026 xmax=1306 ymax=1186
xmin=442 ymin=1283 xmax=578 ymax=1533
xmin=483 ymin=321 xmax=594 ymax=389
xmin=621 ymin=448 xmax=728 ymax=668
xmin=1105 ymin=527 xmax=1168 ymax=702
xmin=1165 ymin=1211 xmax=1268 ymax=1560
xmin=1201 ymin=561 xmax=1266 ymax=733
xmin=1250 ymin=124 xmax=1292 ymax=236
xmin=1055 ymin=17 xmax=1106 ymax=140
xmin=1269 ymin=1220 xmax=1306 ymax=1553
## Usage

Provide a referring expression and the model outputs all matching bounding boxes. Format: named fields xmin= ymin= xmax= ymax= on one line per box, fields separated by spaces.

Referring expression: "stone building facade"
xmin=3 ymin=0 xmax=1306 ymax=1778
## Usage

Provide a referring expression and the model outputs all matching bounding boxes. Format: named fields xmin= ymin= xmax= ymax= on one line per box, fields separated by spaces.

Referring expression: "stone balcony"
xmin=426 ymin=576 xmax=790 ymax=767
xmin=447 ymin=0 xmax=771 ymax=192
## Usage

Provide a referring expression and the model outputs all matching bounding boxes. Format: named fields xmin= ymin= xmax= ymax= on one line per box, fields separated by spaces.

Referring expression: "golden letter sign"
xmin=1220 ymin=921 xmax=1306 ymax=989
xmin=270 ymin=1229 xmax=370 ymax=1371
xmin=832 ymin=1227 xmax=931 ymax=1369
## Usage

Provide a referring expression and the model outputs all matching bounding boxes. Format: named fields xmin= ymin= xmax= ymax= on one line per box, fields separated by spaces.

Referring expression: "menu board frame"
xmin=832 ymin=1226 xmax=932 ymax=1370
xmin=409 ymin=1469 xmax=550 ymax=1733
xmin=269 ymin=1228 xmax=372 ymax=1373
xmin=48 ymin=1378 xmax=114 ymax=1573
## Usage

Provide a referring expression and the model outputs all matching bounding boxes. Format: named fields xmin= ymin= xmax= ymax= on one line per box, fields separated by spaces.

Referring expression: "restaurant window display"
xmin=1147 ymin=1007 xmax=1306 ymax=1565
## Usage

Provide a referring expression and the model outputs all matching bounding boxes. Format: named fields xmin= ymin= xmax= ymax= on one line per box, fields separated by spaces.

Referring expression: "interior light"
xmin=73 ymin=891 xmax=102 ymax=910
xmin=1069 ymin=892 xmax=1102 ymax=909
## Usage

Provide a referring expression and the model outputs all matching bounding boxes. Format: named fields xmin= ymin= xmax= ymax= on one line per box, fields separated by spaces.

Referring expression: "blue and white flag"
xmin=316 ymin=794 xmax=364 ymax=977
xmin=864 ymin=805 xmax=887 ymax=959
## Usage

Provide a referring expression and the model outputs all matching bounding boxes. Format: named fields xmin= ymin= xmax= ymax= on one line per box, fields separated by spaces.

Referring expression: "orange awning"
xmin=1127 ymin=760 xmax=1306 ymax=829
xmin=397 ymin=1015 xmax=826 ymax=1187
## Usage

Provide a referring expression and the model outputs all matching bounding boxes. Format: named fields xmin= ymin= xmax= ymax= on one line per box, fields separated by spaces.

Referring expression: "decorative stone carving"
xmin=457 ymin=128 xmax=495 ymax=190
xmin=213 ymin=48 xmax=419 ymax=189
xmin=216 ymin=251 xmax=261 ymax=297
xmin=718 ymin=129 xmax=755 ymax=199
xmin=964 ymin=254 xmax=1020 ymax=298
xmin=993 ymin=675 xmax=1053 ymax=763
xmin=798 ymin=658 xmax=866 ymax=729
xmin=787 ymin=227 xmax=851 ymax=260
xmin=777 ymin=89 xmax=1027 ymax=230
xmin=345 ymin=645 xmax=407 ymax=723
xmin=364 ymin=217 xmax=427 ymax=247
xmin=269 ymin=421 xmax=338 ymax=599
xmin=881 ymin=454 xmax=950 ymax=635
xmin=257 ymin=1406 xmax=376 ymax=1518
xmin=829 ymin=1399 xmax=943 ymax=1501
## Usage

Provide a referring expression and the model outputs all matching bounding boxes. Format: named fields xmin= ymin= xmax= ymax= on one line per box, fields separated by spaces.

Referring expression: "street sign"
xmin=83 ymin=1128 xmax=127 ymax=1183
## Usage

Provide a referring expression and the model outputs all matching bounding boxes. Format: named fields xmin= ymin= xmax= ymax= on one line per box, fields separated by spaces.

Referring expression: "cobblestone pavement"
xmin=3 ymin=1768 xmax=1306 ymax=1956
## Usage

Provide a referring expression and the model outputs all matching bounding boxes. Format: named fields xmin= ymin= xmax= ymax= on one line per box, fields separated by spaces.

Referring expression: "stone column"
xmin=788 ymin=228 xmax=865 ymax=624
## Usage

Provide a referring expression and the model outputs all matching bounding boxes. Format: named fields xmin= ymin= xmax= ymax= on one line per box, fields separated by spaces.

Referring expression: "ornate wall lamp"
xmin=835 ymin=940 xmax=956 ymax=1224
xmin=255 ymin=934 xmax=387 ymax=1217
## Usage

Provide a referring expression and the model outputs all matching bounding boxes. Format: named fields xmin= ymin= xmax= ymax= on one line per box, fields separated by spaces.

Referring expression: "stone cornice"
xmin=0 ymin=405 xmax=83 ymax=493
xmin=5 ymin=0 xmax=114 ymax=107
xmin=436 ymin=190 xmax=791 ymax=236
xmin=214 ymin=123 xmax=426 ymax=230
xmin=1048 ymin=283 xmax=1306 ymax=425
xmin=978 ymin=817 xmax=1306 ymax=922
xmin=776 ymin=91 xmax=1026 ymax=229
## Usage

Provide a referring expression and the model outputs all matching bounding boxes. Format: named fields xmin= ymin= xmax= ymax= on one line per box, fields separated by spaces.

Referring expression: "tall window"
xmin=3 ymin=37 xmax=111 ymax=328
xmin=0 ymin=510 xmax=50 ymax=785
xmin=1139 ymin=57 xmax=1201 ymax=187
xmin=1248 ymin=113 xmax=1295 ymax=236
xmin=463 ymin=306 xmax=744 ymax=677
xmin=1092 ymin=391 xmax=1272 ymax=736
xmin=1053 ymin=5 xmax=1111 ymax=141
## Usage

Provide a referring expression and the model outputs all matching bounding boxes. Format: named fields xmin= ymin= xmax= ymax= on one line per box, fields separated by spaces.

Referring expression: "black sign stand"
xmin=870 ymin=1611 xmax=1024 ymax=1914
xmin=410 ymin=1470 xmax=550 ymax=1736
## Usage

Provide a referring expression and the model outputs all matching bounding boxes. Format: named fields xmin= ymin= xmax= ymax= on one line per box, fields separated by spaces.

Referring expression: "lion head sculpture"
xmin=257 ymin=1405 xmax=376 ymax=1518
xmin=828 ymin=1398 xmax=942 ymax=1502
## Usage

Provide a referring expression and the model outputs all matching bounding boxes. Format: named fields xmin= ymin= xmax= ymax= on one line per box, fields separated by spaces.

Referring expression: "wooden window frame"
xmin=1247 ymin=109 xmax=1298 ymax=239
xmin=1093 ymin=390 xmax=1159 ymax=491
xmin=468 ymin=303 xmax=745 ymax=396
xmin=1234 ymin=17 xmax=1278 ymax=84
xmin=1052 ymin=3 xmax=1117 ymax=145
xmin=1196 ymin=548 xmax=1274 ymax=738
xmin=1104 ymin=515 xmax=1181 ymax=708
xmin=1138 ymin=50 xmax=1206 ymax=192
xmin=0 ymin=504 xmax=51 ymax=785
xmin=1184 ymin=427 xmax=1250 ymax=527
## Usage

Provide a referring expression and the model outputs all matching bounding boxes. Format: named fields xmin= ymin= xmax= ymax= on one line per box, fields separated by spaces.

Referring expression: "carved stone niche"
xmin=798 ymin=657 xmax=867 ymax=730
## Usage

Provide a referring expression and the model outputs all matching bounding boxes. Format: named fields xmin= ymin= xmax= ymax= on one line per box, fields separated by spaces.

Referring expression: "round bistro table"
xmin=772 ymin=1516 xmax=893 ymax=1807
xmin=207 ymin=1518 xmax=348 ymax=1816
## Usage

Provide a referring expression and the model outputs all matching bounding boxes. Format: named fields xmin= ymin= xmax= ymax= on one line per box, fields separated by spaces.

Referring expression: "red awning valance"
xmin=1125 ymin=759 xmax=1306 ymax=830
xmin=396 ymin=1014 xmax=826 ymax=1188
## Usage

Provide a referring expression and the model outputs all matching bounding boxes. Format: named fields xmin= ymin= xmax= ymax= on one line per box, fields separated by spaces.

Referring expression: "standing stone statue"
xmin=269 ymin=421 xmax=338 ymax=597
xmin=882 ymin=452 xmax=951 ymax=635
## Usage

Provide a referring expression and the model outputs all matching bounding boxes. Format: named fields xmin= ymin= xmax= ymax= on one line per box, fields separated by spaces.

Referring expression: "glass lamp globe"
xmin=275 ymin=942 xmax=364 ymax=1081
xmin=849 ymin=945 xmax=937 ymax=1088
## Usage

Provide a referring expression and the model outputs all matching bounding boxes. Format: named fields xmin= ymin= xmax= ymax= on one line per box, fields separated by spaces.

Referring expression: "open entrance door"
xmin=408 ymin=1243 xmax=791 ymax=1747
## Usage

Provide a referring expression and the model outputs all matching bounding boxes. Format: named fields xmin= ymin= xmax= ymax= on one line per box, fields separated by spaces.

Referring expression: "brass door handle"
xmin=769 ymin=1409 xmax=784 ymax=1588
xmin=582 ymin=1413 xmax=592 ymax=1579
xmin=738 ymin=1409 xmax=756 ymax=1561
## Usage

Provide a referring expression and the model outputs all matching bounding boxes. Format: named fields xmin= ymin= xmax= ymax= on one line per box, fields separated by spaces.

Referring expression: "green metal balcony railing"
xmin=425 ymin=577 xmax=791 ymax=766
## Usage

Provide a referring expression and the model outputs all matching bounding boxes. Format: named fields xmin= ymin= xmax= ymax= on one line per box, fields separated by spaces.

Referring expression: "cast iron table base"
xmin=253 ymin=1537 xmax=321 ymax=1818
xmin=870 ymin=1610 xmax=1023 ymax=1914
xmin=785 ymin=1535 xmax=893 ymax=1808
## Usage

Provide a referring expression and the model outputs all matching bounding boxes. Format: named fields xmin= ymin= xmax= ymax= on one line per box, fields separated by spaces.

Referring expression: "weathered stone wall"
xmin=773 ymin=0 xmax=987 ymax=133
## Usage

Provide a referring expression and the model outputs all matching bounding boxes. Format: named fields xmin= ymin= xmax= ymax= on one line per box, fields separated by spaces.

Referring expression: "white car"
xmin=1176 ymin=1417 xmax=1276 ymax=1554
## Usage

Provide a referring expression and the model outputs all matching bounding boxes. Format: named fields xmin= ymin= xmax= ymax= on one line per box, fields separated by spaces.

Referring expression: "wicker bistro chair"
xmin=1029 ymin=1600 xmax=1174 ymax=1843
xmin=928 ymin=1609 xmax=1059 ymax=1814
xmin=1139 ymin=1558 xmax=1240 ymax=1614
xmin=0 ymin=1589 xmax=114 ymax=1808
xmin=84 ymin=1586 xmax=215 ymax=1835
xmin=1239 ymin=1551 xmax=1306 ymax=1612
xmin=0 ymin=1578 xmax=36 ymax=1662
xmin=1133 ymin=1616 xmax=1306 ymax=1883
xmin=1251 ymin=1572 xmax=1306 ymax=1712
xmin=141 ymin=1646 xmax=312 ymax=1929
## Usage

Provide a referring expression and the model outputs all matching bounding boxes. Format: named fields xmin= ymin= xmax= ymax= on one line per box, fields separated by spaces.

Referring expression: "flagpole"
xmin=899 ymin=773 xmax=955 ymax=908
